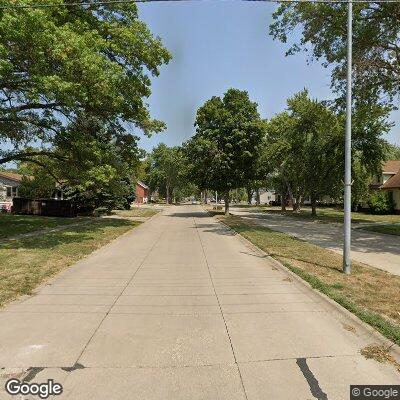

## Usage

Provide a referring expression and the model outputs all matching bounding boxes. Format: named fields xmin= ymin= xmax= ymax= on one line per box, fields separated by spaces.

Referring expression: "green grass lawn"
xmin=0 ymin=214 xmax=88 ymax=239
xmin=360 ymin=224 xmax=400 ymax=236
xmin=252 ymin=206 xmax=400 ymax=224
xmin=0 ymin=218 xmax=138 ymax=307
xmin=0 ymin=206 xmax=158 ymax=240
xmin=111 ymin=207 xmax=159 ymax=218
xmin=216 ymin=213 xmax=400 ymax=346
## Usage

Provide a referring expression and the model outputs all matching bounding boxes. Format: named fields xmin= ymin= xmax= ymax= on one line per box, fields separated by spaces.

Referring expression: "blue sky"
xmin=136 ymin=1 xmax=399 ymax=152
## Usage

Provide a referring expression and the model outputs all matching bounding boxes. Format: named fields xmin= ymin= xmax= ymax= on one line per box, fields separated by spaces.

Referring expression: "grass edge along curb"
xmin=208 ymin=210 xmax=400 ymax=362
xmin=284 ymin=262 xmax=400 ymax=347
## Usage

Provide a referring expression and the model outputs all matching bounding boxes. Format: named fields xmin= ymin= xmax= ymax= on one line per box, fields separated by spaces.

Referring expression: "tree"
xmin=59 ymin=115 xmax=142 ymax=211
xmin=269 ymin=3 xmax=400 ymax=106
xmin=147 ymin=144 xmax=186 ymax=204
xmin=244 ymin=138 xmax=272 ymax=205
xmin=350 ymin=154 xmax=373 ymax=211
xmin=384 ymin=142 xmax=400 ymax=160
xmin=269 ymin=4 xmax=395 ymax=212
xmin=184 ymin=89 xmax=266 ymax=215
xmin=350 ymin=103 xmax=390 ymax=210
xmin=18 ymin=172 xmax=56 ymax=199
xmin=263 ymin=112 xmax=292 ymax=211
xmin=174 ymin=182 xmax=199 ymax=203
xmin=0 ymin=1 xmax=171 ymax=165
xmin=17 ymin=115 xmax=143 ymax=212
xmin=266 ymin=91 xmax=390 ymax=214
xmin=266 ymin=91 xmax=343 ymax=215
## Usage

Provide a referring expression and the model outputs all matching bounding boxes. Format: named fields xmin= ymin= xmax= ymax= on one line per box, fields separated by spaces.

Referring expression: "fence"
xmin=12 ymin=198 xmax=77 ymax=218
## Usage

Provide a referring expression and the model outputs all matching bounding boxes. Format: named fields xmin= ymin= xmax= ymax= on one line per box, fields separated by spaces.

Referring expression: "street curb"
xmin=207 ymin=209 xmax=400 ymax=364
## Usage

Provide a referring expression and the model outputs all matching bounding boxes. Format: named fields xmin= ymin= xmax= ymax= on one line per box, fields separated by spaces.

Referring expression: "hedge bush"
xmin=367 ymin=191 xmax=395 ymax=214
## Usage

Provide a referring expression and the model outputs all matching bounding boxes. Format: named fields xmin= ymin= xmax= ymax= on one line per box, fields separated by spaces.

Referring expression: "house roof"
xmin=382 ymin=160 xmax=400 ymax=174
xmin=381 ymin=171 xmax=400 ymax=189
xmin=381 ymin=160 xmax=400 ymax=189
xmin=0 ymin=171 xmax=26 ymax=183
xmin=137 ymin=181 xmax=149 ymax=190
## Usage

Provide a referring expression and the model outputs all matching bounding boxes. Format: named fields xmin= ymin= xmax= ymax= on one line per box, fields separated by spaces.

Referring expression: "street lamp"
xmin=343 ymin=0 xmax=352 ymax=274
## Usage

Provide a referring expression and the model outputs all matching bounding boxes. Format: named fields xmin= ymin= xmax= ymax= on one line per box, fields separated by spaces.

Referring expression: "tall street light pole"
xmin=343 ymin=0 xmax=352 ymax=274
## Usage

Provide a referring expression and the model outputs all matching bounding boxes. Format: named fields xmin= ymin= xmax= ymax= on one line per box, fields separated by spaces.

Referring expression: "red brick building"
xmin=136 ymin=181 xmax=149 ymax=204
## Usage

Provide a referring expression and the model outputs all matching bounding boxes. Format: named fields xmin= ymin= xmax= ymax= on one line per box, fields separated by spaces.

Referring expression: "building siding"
xmin=136 ymin=184 xmax=149 ymax=204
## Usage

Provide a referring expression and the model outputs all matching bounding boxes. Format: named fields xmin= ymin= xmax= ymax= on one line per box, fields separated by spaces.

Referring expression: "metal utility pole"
xmin=343 ymin=0 xmax=352 ymax=274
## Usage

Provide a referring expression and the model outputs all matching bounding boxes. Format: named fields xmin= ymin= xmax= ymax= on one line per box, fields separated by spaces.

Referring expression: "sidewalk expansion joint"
xmin=71 ymin=223 xmax=168 ymax=367
xmin=193 ymin=216 xmax=250 ymax=400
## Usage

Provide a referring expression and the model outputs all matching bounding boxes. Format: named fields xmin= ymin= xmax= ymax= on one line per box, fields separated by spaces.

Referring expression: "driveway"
xmin=231 ymin=207 xmax=400 ymax=276
xmin=0 ymin=205 xmax=398 ymax=399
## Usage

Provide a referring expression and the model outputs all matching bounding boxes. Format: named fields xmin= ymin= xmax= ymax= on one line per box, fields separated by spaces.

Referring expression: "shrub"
xmin=367 ymin=191 xmax=395 ymax=214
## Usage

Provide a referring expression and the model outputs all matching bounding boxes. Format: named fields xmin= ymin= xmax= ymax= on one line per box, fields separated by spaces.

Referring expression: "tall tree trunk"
xmin=280 ymin=194 xmax=286 ymax=211
xmin=246 ymin=187 xmax=253 ymax=205
xmin=293 ymin=195 xmax=302 ymax=212
xmin=293 ymin=197 xmax=298 ymax=211
xmin=311 ymin=194 xmax=317 ymax=216
xmin=286 ymin=184 xmax=294 ymax=210
xmin=292 ymin=194 xmax=297 ymax=211
xmin=166 ymin=185 xmax=170 ymax=204
xmin=256 ymin=188 xmax=260 ymax=206
xmin=298 ymin=196 xmax=303 ymax=211
xmin=224 ymin=192 xmax=230 ymax=216
xmin=284 ymin=180 xmax=291 ymax=199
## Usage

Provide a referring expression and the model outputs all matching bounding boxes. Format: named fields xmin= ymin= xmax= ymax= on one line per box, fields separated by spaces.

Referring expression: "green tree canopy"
xmin=266 ymin=90 xmax=343 ymax=215
xmin=18 ymin=162 xmax=57 ymax=199
xmin=17 ymin=115 xmax=142 ymax=212
xmin=184 ymin=88 xmax=266 ymax=215
xmin=0 ymin=1 xmax=171 ymax=164
xmin=146 ymin=144 xmax=186 ymax=204
xmin=266 ymin=90 xmax=390 ymax=214
xmin=384 ymin=142 xmax=400 ymax=160
xmin=269 ymin=3 xmax=400 ymax=106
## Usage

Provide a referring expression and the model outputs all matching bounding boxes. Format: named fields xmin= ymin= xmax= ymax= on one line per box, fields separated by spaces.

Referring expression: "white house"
xmin=0 ymin=172 xmax=26 ymax=211
xmin=252 ymin=188 xmax=276 ymax=205
xmin=0 ymin=172 xmax=25 ymax=200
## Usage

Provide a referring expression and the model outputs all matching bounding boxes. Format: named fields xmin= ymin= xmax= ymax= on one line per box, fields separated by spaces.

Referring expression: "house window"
xmin=6 ymin=186 xmax=18 ymax=198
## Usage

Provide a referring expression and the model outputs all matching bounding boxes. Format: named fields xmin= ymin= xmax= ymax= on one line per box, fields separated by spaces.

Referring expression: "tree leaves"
xmin=0 ymin=1 xmax=171 ymax=163
xmin=270 ymin=3 xmax=400 ymax=106
xmin=184 ymin=88 xmax=266 ymax=194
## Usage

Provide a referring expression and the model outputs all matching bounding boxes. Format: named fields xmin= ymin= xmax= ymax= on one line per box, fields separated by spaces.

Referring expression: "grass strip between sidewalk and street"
xmin=0 ymin=218 xmax=139 ymax=308
xmin=234 ymin=205 xmax=400 ymax=225
xmin=215 ymin=213 xmax=400 ymax=346
xmin=359 ymin=224 xmax=400 ymax=236
xmin=111 ymin=207 xmax=159 ymax=218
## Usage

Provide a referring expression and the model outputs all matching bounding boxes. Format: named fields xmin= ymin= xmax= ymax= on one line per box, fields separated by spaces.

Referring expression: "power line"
xmin=0 ymin=0 xmax=399 ymax=10
xmin=0 ymin=0 xmax=187 ymax=8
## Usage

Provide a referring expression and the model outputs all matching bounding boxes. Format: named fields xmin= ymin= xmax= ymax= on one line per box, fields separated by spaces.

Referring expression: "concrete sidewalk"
xmin=231 ymin=207 xmax=400 ymax=276
xmin=0 ymin=205 xmax=398 ymax=400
